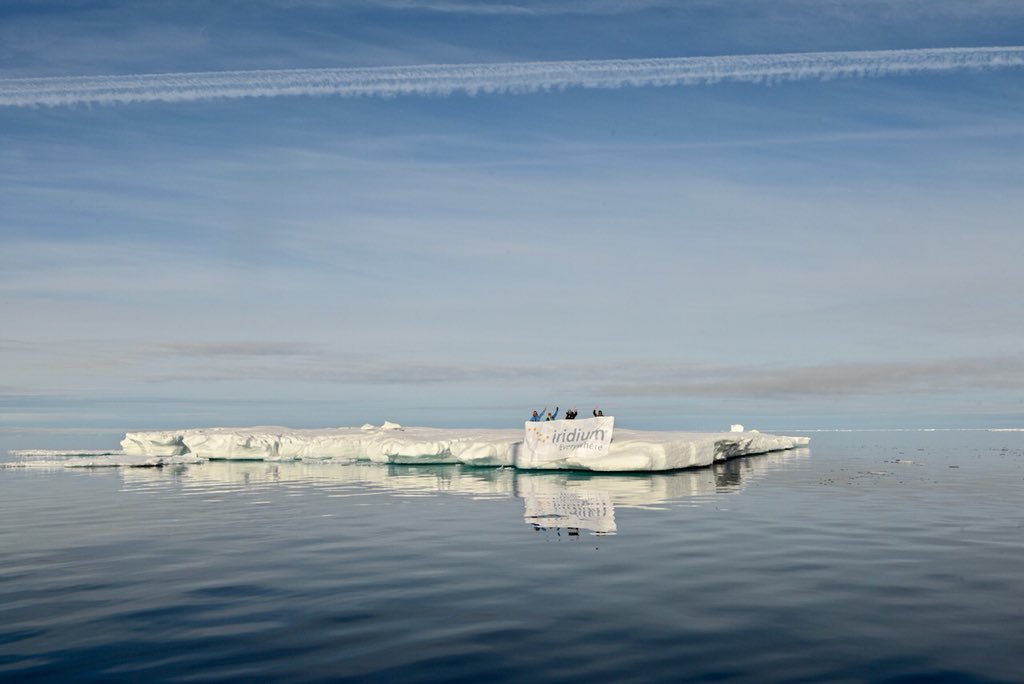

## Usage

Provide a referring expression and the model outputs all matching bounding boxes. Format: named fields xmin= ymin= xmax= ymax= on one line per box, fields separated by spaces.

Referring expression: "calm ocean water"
xmin=1 ymin=431 xmax=1022 ymax=683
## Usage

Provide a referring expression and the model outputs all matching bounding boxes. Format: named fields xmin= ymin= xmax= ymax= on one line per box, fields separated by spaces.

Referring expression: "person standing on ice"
xmin=530 ymin=408 xmax=547 ymax=422
xmin=545 ymin=407 xmax=560 ymax=421
xmin=565 ymin=407 xmax=578 ymax=420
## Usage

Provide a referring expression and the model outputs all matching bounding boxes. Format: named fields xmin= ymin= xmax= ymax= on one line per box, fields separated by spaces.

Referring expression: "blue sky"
xmin=2 ymin=0 xmax=1024 ymax=432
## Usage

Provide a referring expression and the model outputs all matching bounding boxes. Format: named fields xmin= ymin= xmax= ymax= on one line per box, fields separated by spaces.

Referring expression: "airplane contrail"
xmin=2 ymin=46 xmax=1022 ymax=108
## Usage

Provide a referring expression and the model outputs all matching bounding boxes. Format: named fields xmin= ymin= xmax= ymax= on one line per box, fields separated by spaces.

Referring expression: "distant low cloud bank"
xmin=2 ymin=46 xmax=1022 ymax=108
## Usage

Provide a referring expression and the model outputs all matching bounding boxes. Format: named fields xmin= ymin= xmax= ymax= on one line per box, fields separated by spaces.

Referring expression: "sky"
xmin=2 ymin=0 xmax=1024 ymax=433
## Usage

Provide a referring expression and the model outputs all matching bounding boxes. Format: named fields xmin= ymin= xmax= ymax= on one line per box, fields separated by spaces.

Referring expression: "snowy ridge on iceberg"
xmin=109 ymin=423 xmax=809 ymax=472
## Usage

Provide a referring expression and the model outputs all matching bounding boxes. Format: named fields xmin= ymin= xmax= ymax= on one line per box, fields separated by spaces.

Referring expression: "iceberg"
xmin=104 ymin=423 xmax=809 ymax=472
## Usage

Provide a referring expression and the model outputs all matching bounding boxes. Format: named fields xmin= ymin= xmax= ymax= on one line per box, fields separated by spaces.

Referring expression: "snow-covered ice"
xmin=6 ymin=423 xmax=808 ymax=472
xmin=106 ymin=422 xmax=808 ymax=472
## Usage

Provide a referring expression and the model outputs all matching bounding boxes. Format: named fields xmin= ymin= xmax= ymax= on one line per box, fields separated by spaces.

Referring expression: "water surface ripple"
xmin=2 ymin=432 xmax=1022 ymax=682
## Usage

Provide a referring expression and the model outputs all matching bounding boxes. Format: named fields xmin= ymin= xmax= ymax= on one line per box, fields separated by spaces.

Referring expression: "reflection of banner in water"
xmin=522 ymin=489 xmax=617 ymax=534
xmin=521 ymin=416 xmax=614 ymax=467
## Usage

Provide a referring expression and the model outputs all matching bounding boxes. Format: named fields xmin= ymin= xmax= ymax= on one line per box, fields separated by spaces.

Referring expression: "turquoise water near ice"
xmin=1 ymin=431 xmax=1022 ymax=683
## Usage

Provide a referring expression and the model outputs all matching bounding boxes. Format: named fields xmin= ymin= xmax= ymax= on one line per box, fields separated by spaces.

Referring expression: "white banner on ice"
xmin=521 ymin=416 xmax=615 ymax=467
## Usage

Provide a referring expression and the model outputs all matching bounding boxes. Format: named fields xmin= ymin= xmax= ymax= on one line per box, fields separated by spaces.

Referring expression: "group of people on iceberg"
xmin=529 ymin=406 xmax=604 ymax=422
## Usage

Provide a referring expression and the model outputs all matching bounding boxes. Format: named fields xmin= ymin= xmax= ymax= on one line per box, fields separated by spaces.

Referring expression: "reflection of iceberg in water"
xmin=117 ymin=447 xmax=809 ymax=536
xmin=120 ymin=461 xmax=519 ymax=499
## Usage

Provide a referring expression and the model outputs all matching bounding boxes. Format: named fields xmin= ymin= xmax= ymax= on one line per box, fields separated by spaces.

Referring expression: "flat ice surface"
xmin=41 ymin=422 xmax=811 ymax=472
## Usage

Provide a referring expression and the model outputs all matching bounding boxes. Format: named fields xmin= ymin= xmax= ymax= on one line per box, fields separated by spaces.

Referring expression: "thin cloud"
xmin=130 ymin=350 xmax=1024 ymax=398
xmin=276 ymin=0 xmax=1024 ymax=19
xmin=2 ymin=46 xmax=1022 ymax=108
xmin=359 ymin=0 xmax=674 ymax=15
xmin=600 ymin=355 xmax=1024 ymax=398
xmin=156 ymin=341 xmax=323 ymax=358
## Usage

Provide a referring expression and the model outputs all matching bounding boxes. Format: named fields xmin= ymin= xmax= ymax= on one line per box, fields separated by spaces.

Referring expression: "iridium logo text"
xmin=551 ymin=427 xmax=606 ymax=444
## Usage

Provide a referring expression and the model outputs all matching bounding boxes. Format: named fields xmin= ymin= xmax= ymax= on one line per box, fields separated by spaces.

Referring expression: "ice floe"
xmin=4 ymin=423 xmax=807 ymax=472
xmin=7 ymin=422 xmax=808 ymax=472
